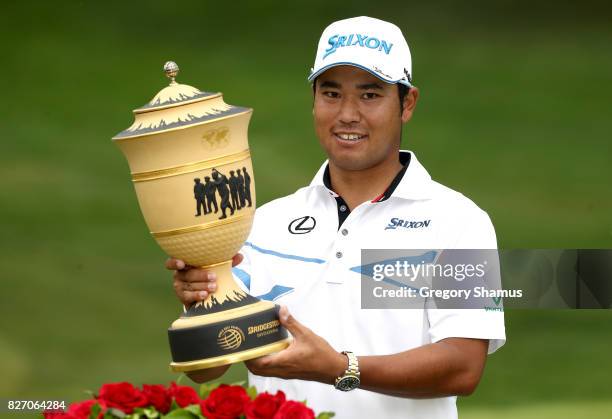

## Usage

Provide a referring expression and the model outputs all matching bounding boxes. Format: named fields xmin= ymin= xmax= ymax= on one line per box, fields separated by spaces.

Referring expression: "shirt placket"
xmin=326 ymin=201 xmax=371 ymax=284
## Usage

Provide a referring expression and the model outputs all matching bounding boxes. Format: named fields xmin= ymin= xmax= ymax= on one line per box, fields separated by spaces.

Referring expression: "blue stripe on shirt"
xmin=232 ymin=267 xmax=251 ymax=290
xmin=257 ymin=285 xmax=295 ymax=301
xmin=244 ymin=241 xmax=326 ymax=264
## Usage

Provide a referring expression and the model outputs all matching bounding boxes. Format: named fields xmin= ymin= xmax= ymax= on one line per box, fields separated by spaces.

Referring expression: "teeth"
xmin=338 ymin=134 xmax=364 ymax=141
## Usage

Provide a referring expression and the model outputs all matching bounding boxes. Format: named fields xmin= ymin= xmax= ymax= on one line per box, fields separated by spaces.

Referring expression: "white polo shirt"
xmin=233 ymin=151 xmax=505 ymax=419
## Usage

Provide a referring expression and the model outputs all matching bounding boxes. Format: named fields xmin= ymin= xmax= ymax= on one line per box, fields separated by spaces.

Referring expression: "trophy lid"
xmin=113 ymin=61 xmax=250 ymax=140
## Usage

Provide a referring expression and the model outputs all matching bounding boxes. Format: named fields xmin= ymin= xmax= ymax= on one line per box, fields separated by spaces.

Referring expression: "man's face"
xmin=313 ymin=65 xmax=417 ymax=172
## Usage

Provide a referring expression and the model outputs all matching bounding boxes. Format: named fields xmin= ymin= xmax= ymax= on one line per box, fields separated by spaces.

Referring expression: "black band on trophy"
xmin=168 ymin=305 xmax=289 ymax=362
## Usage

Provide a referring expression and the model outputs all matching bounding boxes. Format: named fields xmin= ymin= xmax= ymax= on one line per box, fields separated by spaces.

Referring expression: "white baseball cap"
xmin=308 ymin=16 xmax=412 ymax=86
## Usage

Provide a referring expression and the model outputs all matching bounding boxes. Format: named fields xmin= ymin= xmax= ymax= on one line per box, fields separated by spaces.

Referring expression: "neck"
xmin=328 ymin=154 xmax=403 ymax=210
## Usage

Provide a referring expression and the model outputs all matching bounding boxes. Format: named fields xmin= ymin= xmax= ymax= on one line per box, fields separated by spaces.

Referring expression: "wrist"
xmin=334 ymin=351 xmax=361 ymax=391
xmin=327 ymin=351 xmax=349 ymax=385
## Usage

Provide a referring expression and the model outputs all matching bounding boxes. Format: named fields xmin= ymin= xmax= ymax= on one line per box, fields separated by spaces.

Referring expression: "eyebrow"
xmin=318 ymin=80 xmax=383 ymax=90
xmin=356 ymin=82 xmax=383 ymax=90
xmin=319 ymin=80 xmax=341 ymax=89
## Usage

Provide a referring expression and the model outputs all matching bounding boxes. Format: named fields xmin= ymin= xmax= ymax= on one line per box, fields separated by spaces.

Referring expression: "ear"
xmin=401 ymin=86 xmax=419 ymax=123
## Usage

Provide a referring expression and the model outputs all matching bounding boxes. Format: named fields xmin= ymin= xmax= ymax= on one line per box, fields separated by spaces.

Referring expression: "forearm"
xmin=244 ymin=309 xmax=489 ymax=399
xmin=356 ymin=338 xmax=488 ymax=399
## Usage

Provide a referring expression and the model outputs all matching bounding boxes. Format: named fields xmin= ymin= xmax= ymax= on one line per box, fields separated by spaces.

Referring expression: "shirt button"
xmin=339 ymin=205 xmax=347 ymax=212
xmin=341 ymin=228 xmax=349 ymax=236
xmin=336 ymin=251 xmax=343 ymax=259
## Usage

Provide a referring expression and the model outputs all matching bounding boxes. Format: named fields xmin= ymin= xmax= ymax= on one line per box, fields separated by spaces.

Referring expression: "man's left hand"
xmin=245 ymin=306 xmax=347 ymax=384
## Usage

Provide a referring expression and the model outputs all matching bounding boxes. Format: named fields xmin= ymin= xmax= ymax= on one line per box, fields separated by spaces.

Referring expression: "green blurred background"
xmin=1 ymin=0 xmax=611 ymax=417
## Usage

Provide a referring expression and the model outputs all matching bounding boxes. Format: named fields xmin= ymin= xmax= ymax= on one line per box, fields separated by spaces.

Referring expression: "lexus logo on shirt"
xmin=288 ymin=216 xmax=317 ymax=234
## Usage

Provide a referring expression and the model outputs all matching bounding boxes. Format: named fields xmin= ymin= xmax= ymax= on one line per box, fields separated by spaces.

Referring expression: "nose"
xmin=338 ymin=96 xmax=360 ymax=125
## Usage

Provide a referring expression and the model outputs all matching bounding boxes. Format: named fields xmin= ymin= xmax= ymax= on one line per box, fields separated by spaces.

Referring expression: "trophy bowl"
xmin=112 ymin=62 xmax=290 ymax=372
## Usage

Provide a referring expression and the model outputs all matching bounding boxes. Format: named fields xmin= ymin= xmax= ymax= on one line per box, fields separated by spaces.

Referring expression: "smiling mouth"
xmin=334 ymin=133 xmax=368 ymax=142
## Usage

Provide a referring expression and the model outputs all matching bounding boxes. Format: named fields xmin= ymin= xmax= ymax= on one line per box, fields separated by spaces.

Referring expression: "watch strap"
xmin=342 ymin=351 xmax=359 ymax=375
xmin=334 ymin=351 xmax=360 ymax=390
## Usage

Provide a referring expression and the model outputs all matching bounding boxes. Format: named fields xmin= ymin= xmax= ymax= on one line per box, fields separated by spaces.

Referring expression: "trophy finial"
xmin=164 ymin=61 xmax=179 ymax=85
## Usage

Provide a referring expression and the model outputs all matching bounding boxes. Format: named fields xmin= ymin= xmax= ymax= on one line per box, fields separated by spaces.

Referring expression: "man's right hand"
xmin=166 ymin=254 xmax=244 ymax=384
xmin=166 ymin=254 xmax=244 ymax=307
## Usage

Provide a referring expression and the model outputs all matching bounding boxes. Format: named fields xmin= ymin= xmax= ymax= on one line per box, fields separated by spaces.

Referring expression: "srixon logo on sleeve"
xmin=323 ymin=34 xmax=394 ymax=59
xmin=385 ymin=218 xmax=431 ymax=231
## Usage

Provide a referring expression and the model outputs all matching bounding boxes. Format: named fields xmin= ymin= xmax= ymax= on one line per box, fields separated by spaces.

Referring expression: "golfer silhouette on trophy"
xmin=193 ymin=178 xmax=206 ymax=216
xmin=236 ymin=169 xmax=246 ymax=208
xmin=242 ymin=167 xmax=252 ymax=207
xmin=229 ymin=170 xmax=242 ymax=211
xmin=211 ymin=168 xmax=234 ymax=219
xmin=203 ymin=175 xmax=218 ymax=214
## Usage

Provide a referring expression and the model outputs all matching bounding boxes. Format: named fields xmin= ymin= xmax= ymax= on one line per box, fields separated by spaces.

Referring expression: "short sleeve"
xmin=427 ymin=208 xmax=506 ymax=354
xmin=426 ymin=306 xmax=506 ymax=354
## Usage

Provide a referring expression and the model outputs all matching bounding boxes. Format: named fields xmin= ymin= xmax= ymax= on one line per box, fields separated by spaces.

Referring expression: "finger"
xmin=183 ymin=290 xmax=209 ymax=305
xmin=246 ymin=355 xmax=271 ymax=368
xmin=246 ymin=341 xmax=294 ymax=366
xmin=245 ymin=354 xmax=276 ymax=373
xmin=231 ymin=253 xmax=244 ymax=267
xmin=165 ymin=258 xmax=186 ymax=271
xmin=173 ymin=272 xmax=216 ymax=292
xmin=278 ymin=306 xmax=306 ymax=338
xmin=184 ymin=269 xmax=217 ymax=284
xmin=246 ymin=349 xmax=299 ymax=378
xmin=181 ymin=280 xmax=217 ymax=293
xmin=174 ymin=275 xmax=215 ymax=299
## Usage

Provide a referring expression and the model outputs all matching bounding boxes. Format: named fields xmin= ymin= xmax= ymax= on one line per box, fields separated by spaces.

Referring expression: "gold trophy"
xmin=112 ymin=62 xmax=290 ymax=372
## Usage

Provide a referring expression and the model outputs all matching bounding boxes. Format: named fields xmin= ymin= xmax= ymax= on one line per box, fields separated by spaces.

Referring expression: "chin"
xmin=329 ymin=155 xmax=377 ymax=172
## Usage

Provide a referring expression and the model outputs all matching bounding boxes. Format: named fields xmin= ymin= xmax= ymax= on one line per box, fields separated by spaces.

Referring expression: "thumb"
xmin=278 ymin=306 xmax=305 ymax=338
xmin=231 ymin=253 xmax=244 ymax=267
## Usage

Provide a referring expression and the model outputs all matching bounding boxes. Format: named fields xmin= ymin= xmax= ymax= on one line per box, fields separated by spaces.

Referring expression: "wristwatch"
xmin=334 ymin=351 xmax=360 ymax=391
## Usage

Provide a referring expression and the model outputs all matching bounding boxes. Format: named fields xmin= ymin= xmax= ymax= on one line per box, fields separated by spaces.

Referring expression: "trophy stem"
xmin=175 ymin=259 xmax=259 ymax=319
xmin=193 ymin=260 xmax=243 ymax=306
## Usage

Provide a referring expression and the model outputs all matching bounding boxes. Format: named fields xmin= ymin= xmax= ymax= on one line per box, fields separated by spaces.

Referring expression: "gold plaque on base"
xmin=112 ymin=62 xmax=290 ymax=372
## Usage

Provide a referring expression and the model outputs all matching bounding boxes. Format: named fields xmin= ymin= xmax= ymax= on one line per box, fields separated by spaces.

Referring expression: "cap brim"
xmin=307 ymin=61 xmax=411 ymax=86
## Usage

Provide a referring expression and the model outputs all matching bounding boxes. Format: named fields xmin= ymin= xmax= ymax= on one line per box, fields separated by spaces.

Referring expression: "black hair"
xmin=312 ymin=77 xmax=411 ymax=114
xmin=397 ymin=83 xmax=410 ymax=113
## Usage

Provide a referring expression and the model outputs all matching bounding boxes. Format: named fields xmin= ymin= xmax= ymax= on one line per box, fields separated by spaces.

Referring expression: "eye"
xmin=362 ymin=92 xmax=379 ymax=99
xmin=323 ymin=91 xmax=340 ymax=99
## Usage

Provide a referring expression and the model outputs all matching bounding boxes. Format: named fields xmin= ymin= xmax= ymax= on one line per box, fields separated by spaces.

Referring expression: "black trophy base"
xmin=168 ymin=300 xmax=290 ymax=372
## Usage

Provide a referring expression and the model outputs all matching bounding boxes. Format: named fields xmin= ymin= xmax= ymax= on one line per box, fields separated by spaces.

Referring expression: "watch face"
xmin=338 ymin=376 xmax=360 ymax=391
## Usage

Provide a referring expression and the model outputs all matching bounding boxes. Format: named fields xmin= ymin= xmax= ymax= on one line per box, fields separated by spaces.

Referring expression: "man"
xmin=211 ymin=168 xmax=234 ymax=219
xmin=203 ymin=175 xmax=218 ymax=214
xmin=229 ymin=170 xmax=242 ymax=211
xmin=236 ymin=168 xmax=246 ymax=208
xmin=166 ymin=16 xmax=505 ymax=419
xmin=242 ymin=167 xmax=252 ymax=207
xmin=193 ymin=178 xmax=206 ymax=216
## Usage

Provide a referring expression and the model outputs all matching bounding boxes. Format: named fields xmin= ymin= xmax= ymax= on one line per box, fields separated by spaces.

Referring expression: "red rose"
xmin=273 ymin=401 xmax=315 ymax=419
xmin=67 ymin=399 xmax=105 ymax=419
xmin=98 ymin=382 xmax=148 ymax=414
xmin=200 ymin=384 xmax=250 ymax=419
xmin=168 ymin=382 xmax=200 ymax=408
xmin=143 ymin=384 xmax=172 ymax=413
xmin=245 ymin=391 xmax=286 ymax=419
xmin=43 ymin=410 xmax=75 ymax=419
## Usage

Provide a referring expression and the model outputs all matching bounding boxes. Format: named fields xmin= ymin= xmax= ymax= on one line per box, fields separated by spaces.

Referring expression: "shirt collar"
xmin=309 ymin=150 xmax=435 ymax=201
